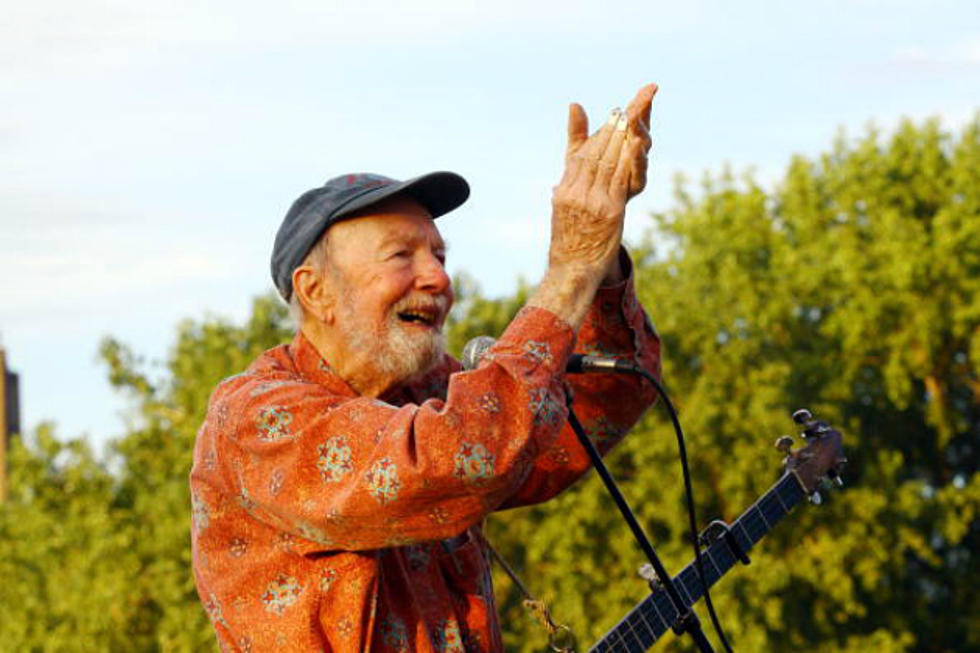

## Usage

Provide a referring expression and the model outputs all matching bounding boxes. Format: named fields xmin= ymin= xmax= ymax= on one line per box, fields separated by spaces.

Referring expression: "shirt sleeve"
xmin=196 ymin=306 xmax=578 ymax=552
xmin=497 ymin=250 xmax=662 ymax=509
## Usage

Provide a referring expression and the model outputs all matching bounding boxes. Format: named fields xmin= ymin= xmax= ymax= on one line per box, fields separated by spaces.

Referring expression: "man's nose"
xmin=415 ymin=251 xmax=451 ymax=294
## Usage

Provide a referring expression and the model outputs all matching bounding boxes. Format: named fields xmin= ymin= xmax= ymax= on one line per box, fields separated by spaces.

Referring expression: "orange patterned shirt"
xmin=190 ymin=272 xmax=660 ymax=652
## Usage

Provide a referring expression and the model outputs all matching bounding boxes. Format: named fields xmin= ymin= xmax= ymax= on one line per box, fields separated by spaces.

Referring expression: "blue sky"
xmin=1 ymin=0 xmax=978 ymax=449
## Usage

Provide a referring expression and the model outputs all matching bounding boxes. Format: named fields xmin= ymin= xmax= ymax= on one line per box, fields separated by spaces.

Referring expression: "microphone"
xmin=461 ymin=335 xmax=497 ymax=371
xmin=461 ymin=336 xmax=639 ymax=374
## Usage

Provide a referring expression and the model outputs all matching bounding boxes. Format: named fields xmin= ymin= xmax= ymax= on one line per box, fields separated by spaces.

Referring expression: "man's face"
xmin=322 ymin=197 xmax=453 ymax=385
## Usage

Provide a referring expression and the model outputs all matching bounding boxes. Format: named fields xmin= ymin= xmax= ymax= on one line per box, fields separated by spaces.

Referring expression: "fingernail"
xmin=607 ymin=107 xmax=622 ymax=126
xmin=616 ymin=113 xmax=628 ymax=132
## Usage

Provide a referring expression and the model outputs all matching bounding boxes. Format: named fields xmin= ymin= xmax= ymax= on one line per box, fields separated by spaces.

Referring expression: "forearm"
xmin=526 ymin=245 xmax=630 ymax=333
xmin=525 ymin=265 xmax=602 ymax=333
xmin=499 ymin=252 xmax=661 ymax=508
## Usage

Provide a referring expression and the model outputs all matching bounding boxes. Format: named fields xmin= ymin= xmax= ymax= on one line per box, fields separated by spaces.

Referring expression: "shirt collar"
xmin=288 ymin=330 xmax=360 ymax=399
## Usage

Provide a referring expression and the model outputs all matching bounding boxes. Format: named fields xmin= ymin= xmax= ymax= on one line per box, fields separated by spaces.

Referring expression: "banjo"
xmin=587 ymin=410 xmax=846 ymax=652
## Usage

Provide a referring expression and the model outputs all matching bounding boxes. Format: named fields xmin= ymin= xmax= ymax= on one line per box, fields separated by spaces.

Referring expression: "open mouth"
xmin=396 ymin=308 xmax=439 ymax=328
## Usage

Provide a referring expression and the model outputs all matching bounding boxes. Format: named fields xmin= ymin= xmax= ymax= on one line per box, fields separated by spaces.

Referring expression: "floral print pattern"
xmin=478 ymin=392 xmax=501 ymax=414
xmin=191 ymin=492 xmax=210 ymax=534
xmin=366 ymin=458 xmax=401 ymax=504
xmin=228 ymin=537 xmax=248 ymax=558
xmin=453 ymin=442 xmax=495 ymax=484
xmin=256 ymin=406 xmax=293 ymax=441
xmin=236 ymin=485 xmax=256 ymax=512
xmin=433 ymin=619 xmax=465 ymax=653
xmin=585 ymin=415 xmax=623 ymax=446
xmin=296 ymin=520 xmax=329 ymax=545
xmin=428 ymin=505 xmax=450 ymax=524
xmin=261 ymin=574 xmax=303 ymax=615
xmin=269 ymin=469 xmax=285 ymax=495
xmin=528 ymin=387 xmax=563 ymax=427
xmin=336 ymin=616 xmax=354 ymax=639
xmin=204 ymin=592 xmax=229 ymax=628
xmin=319 ymin=568 xmax=338 ymax=592
xmin=523 ymin=340 xmax=553 ymax=365
xmin=213 ymin=402 xmax=231 ymax=431
xmin=316 ymin=436 xmax=353 ymax=482
xmin=249 ymin=380 xmax=294 ymax=397
xmin=273 ymin=531 xmax=295 ymax=551
xmin=381 ymin=615 xmax=409 ymax=651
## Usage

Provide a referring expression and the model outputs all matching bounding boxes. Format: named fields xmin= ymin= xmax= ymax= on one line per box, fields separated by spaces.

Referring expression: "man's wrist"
xmin=599 ymin=248 xmax=629 ymax=287
xmin=526 ymin=265 xmax=602 ymax=332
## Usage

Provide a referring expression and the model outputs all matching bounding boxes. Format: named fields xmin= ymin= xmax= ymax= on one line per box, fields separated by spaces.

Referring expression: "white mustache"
xmin=392 ymin=295 xmax=449 ymax=319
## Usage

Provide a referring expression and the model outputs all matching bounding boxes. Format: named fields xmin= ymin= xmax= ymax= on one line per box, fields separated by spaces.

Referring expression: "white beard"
xmin=335 ymin=286 xmax=447 ymax=386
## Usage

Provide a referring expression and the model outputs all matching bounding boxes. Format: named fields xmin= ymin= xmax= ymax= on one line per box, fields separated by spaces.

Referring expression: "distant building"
xmin=1 ymin=347 xmax=20 ymax=502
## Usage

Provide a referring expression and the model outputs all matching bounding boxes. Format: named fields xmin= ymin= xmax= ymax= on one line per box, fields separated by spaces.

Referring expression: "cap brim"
xmin=333 ymin=171 xmax=470 ymax=221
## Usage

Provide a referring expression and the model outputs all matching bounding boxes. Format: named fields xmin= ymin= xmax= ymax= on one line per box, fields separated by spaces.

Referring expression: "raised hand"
xmin=563 ymin=83 xmax=655 ymax=202
xmin=549 ymin=84 xmax=657 ymax=277
xmin=527 ymin=83 xmax=657 ymax=330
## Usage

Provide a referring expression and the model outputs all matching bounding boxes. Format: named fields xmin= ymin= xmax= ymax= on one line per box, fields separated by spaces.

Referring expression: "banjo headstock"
xmin=774 ymin=409 xmax=847 ymax=501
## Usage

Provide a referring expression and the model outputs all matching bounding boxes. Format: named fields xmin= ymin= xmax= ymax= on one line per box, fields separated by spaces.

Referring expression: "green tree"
xmin=100 ymin=295 xmax=293 ymax=650
xmin=0 ymin=296 xmax=293 ymax=651
xmin=0 ymin=425 xmax=135 ymax=651
xmin=2 ymin=115 xmax=976 ymax=652
xmin=484 ymin=116 xmax=979 ymax=652
xmin=446 ymin=271 xmax=531 ymax=355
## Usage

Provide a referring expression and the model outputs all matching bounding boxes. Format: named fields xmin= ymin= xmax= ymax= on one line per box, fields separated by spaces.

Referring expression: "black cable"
xmin=634 ymin=367 xmax=735 ymax=653
xmin=463 ymin=334 xmax=735 ymax=648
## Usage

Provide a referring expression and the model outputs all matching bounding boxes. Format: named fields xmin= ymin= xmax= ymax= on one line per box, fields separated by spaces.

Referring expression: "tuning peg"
xmin=821 ymin=476 xmax=842 ymax=491
xmin=792 ymin=409 xmax=813 ymax=425
xmin=638 ymin=563 xmax=656 ymax=582
xmin=809 ymin=491 xmax=823 ymax=505
xmin=637 ymin=563 xmax=662 ymax=591
xmin=774 ymin=435 xmax=795 ymax=455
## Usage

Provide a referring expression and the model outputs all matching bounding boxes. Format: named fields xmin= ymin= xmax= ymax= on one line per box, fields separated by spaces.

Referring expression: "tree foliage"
xmin=0 ymin=296 xmax=293 ymax=651
xmin=1 ymin=116 xmax=977 ymax=651
xmin=486 ymin=115 xmax=980 ymax=652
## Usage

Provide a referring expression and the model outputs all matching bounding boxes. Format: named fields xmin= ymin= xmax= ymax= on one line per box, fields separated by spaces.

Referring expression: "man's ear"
xmin=292 ymin=265 xmax=335 ymax=324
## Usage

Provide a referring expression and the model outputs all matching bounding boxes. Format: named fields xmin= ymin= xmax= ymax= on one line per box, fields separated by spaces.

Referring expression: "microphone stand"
xmin=564 ymin=397 xmax=715 ymax=653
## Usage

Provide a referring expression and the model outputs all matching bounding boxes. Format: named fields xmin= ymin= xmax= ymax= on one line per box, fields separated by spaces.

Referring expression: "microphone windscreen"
xmin=461 ymin=335 xmax=497 ymax=371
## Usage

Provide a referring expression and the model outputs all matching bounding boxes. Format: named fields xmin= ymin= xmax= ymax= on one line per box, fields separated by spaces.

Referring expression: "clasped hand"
xmin=548 ymin=83 xmax=657 ymax=283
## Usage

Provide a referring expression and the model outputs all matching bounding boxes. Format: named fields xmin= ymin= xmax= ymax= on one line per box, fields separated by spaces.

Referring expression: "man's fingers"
xmin=611 ymin=152 xmax=639 ymax=200
xmin=572 ymin=107 xmax=627 ymax=188
xmin=619 ymin=83 xmax=657 ymax=198
xmin=565 ymin=103 xmax=589 ymax=160
xmin=593 ymin=111 xmax=629 ymax=187
xmin=634 ymin=123 xmax=653 ymax=154
xmin=583 ymin=109 xmax=618 ymax=157
xmin=612 ymin=127 xmax=649 ymax=198
xmin=626 ymin=84 xmax=657 ymax=138
xmin=560 ymin=86 xmax=656 ymax=196
xmin=639 ymin=83 xmax=657 ymax=129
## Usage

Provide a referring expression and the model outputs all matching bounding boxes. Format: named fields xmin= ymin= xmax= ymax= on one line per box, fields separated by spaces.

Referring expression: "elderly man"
xmin=191 ymin=83 xmax=661 ymax=651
